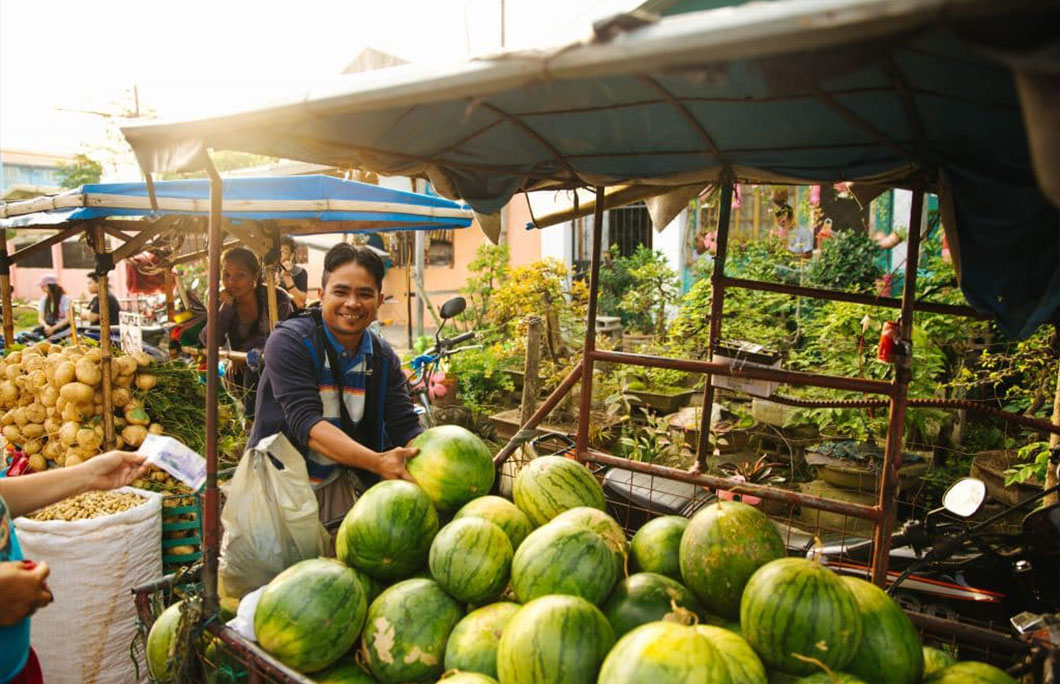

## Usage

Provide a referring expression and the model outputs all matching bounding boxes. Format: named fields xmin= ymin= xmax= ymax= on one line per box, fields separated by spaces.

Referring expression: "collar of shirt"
xmin=322 ymin=324 xmax=374 ymax=369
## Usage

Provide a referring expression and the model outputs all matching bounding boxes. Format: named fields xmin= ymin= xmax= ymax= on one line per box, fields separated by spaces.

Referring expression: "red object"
xmin=877 ymin=321 xmax=898 ymax=363
xmin=124 ymin=253 xmax=171 ymax=294
xmin=6 ymin=451 xmax=30 ymax=477
xmin=9 ymin=648 xmax=43 ymax=684
xmin=18 ymin=560 xmax=36 ymax=571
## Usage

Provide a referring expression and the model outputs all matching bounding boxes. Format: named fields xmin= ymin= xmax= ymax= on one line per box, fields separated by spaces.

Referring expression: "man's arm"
xmin=265 ymin=327 xmax=415 ymax=480
xmin=281 ymin=267 xmax=307 ymax=309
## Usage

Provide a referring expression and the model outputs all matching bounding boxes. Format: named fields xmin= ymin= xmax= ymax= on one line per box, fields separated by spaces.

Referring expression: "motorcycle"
xmin=405 ymin=296 xmax=477 ymax=428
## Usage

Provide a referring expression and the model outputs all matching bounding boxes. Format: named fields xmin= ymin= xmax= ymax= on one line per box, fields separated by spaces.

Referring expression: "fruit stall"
xmin=117 ymin=0 xmax=1058 ymax=682
xmin=0 ymin=177 xmax=474 ymax=681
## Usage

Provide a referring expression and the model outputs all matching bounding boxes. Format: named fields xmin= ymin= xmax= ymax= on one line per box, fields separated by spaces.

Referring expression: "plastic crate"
xmin=162 ymin=493 xmax=203 ymax=572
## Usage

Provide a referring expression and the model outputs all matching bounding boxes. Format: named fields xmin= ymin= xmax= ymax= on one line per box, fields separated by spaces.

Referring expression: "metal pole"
xmin=493 ymin=361 xmax=584 ymax=466
xmin=0 ymin=230 xmax=14 ymax=347
xmin=695 ymin=182 xmax=733 ymax=472
xmin=871 ymin=186 xmax=924 ymax=586
xmin=415 ymin=231 xmax=425 ymax=338
xmin=406 ymin=235 xmax=414 ymax=349
xmin=92 ymin=225 xmax=116 ymax=448
xmin=575 ymin=187 xmax=606 ymax=458
xmin=203 ymin=157 xmax=224 ymax=615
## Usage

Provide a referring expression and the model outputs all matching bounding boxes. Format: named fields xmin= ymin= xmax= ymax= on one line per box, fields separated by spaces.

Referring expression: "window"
xmin=12 ymin=239 xmax=53 ymax=269
xmin=61 ymin=239 xmax=95 ymax=269
xmin=607 ymin=202 xmax=651 ymax=257
xmin=426 ymin=229 xmax=454 ymax=268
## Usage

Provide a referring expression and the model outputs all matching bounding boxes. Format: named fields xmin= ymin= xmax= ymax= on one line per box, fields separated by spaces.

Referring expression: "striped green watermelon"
xmin=336 ymin=480 xmax=439 ymax=581
xmin=407 ymin=425 xmax=495 ymax=513
xmin=679 ymin=500 xmax=786 ymax=620
xmin=630 ymin=515 xmax=688 ymax=581
xmin=429 ymin=517 xmax=513 ymax=603
xmin=312 ymin=660 xmax=379 ymax=683
xmin=254 ymin=558 xmax=367 ymax=673
xmin=444 ymin=602 xmax=521 ymax=679
xmin=510 ymin=521 xmax=618 ymax=605
xmin=551 ymin=507 xmax=627 ymax=576
xmin=512 ymin=456 xmax=605 ymax=527
xmin=924 ymin=662 xmax=1018 ymax=683
xmin=602 ymin=572 xmax=706 ymax=637
xmin=840 ymin=576 xmax=923 ymax=684
xmin=597 ymin=621 xmax=731 ymax=683
xmin=147 ymin=601 xmax=183 ymax=683
xmin=740 ymin=558 xmax=863 ymax=676
xmin=438 ymin=672 xmax=498 ymax=683
xmin=922 ymin=646 xmax=957 ymax=678
xmin=361 ymin=578 xmax=464 ymax=684
xmin=795 ymin=675 xmax=868 ymax=683
xmin=497 ymin=595 xmax=614 ymax=684
xmin=695 ymin=625 xmax=768 ymax=684
xmin=453 ymin=495 xmax=534 ymax=550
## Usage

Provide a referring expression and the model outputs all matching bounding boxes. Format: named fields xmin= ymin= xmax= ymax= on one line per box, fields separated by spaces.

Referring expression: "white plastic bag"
xmin=218 ymin=433 xmax=329 ymax=600
xmin=14 ymin=486 xmax=162 ymax=684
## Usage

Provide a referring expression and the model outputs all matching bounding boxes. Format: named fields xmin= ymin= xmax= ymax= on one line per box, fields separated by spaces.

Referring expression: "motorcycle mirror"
xmin=439 ymin=297 xmax=466 ymax=320
xmin=941 ymin=478 xmax=987 ymax=518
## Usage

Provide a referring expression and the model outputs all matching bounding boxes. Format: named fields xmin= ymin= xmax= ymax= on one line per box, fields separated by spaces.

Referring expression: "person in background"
xmin=83 ymin=273 xmax=121 ymax=326
xmin=249 ymin=244 xmax=420 ymax=526
xmin=35 ymin=275 xmax=69 ymax=338
xmin=200 ymin=247 xmax=292 ymax=421
xmin=0 ymin=451 xmax=149 ymax=684
xmin=277 ymin=236 xmax=308 ymax=311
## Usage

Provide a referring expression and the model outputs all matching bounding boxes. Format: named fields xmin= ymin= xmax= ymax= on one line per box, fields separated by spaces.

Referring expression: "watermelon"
xmin=147 ymin=601 xmax=183 ymax=683
xmin=438 ymin=673 xmax=498 ymax=683
xmin=445 ymin=602 xmax=521 ymax=679
xmin=497 ymin=595 xmax=614 ymax=684
xmin=336 ymin=480 xmax=439 ymax=581
xmin=630 ymin=515 xmax=688 ymax=581
xmin=253 ymin=558 xmax=367 ymax=673
xmin=361 ymin=578 xmax=464 ymax=683
xmin=679 ymin=500 xmax=786 ymax=620
xmin=602 ymin=572 xmax=706 ymax=637
xmin=924 ymin=662 xmax=1018 ymax=683
xmin=407 ymin=425 xmax=495 ymax=513
xmin=512 ymin=456 xmax=605 ymax=526
xmin=695 ymin=625 xmax=768 ymax=684
xmin=740 ymin=558 xmax=863 ymax=676
xmin=922 ymin=646 xmax=958 ymax=678
xmin=597 ymin=621 xmax=731 ymax=683
xmin=551 ymin=506 xmax=627 ymax=576
xmin=313 ymin=661 xmax=379 ymax=683
xmin=429 ymin=517 xmax=513 ymax=604
xmin=510 ymin=521 xmax=618 ymax=605
xmin=795 ymin=675 xmax=867 ymax=683
xmin=453 ymin=495 xmax=534 ymax=550
xmin=840 ymin=576 xmax=923 ymax=684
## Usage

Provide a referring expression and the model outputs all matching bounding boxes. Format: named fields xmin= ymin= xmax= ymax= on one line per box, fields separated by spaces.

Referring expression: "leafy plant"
xmin=618 ymin=412 xmax=686 ymax=465
xmin=460 ymin=243 xmax=510 ymax=330
xmin=1004 ymin=441 xmax=1051 ymax=486
xmin=446 ymin=344 xmax=514 ymax=417
xmin=805 ymin=230 xmax=883 ymax=293
xmin=617 ymin=247 xmax=680 ymax=335
xmin=717 ymin=454 xmax=787 ymax=487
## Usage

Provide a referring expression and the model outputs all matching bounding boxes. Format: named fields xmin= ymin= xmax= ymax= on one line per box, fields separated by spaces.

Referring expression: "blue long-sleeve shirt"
xmin=248 ymin=314 xmax=422 ymax=482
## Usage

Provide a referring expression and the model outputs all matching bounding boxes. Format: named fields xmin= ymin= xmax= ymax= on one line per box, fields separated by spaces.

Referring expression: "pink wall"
xmin=10 ymin=240 xmax=136 ymax=314
xmin=505 ymin=199 xmax=541 ymax=268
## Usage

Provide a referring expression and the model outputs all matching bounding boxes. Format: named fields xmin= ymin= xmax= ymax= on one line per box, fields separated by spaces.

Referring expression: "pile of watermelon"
xmin=146 ymin=425 xmax=1019 ymax=684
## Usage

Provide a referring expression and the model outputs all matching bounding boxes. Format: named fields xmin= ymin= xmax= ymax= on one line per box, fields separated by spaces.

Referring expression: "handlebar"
xmin=439 ymin=330 xmax=476 ymax=350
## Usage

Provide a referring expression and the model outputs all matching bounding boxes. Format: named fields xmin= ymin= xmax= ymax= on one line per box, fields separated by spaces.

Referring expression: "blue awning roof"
xmin=0 ymin=175 xmax=474 ymax=232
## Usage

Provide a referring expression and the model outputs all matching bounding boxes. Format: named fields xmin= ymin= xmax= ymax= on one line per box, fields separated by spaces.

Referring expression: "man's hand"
xmin=0 ymin=561 xmax=53 ymax=626
xmin=219 ymin=290 xmax=234 ymax=307
xmin=79 ymin=451 xmax=150 ymax=492
xmin=376 ymin=446 xmax=418 ymax=482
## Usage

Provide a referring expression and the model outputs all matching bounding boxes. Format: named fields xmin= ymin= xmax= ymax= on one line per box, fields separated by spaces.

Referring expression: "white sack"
xmin=14 ymin=486 xmax=162 ymax=684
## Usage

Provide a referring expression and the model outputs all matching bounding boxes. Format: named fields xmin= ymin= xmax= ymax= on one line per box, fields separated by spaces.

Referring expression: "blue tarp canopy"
xmin=0 ymin=175 xmax=473 ymax=232
xmin=120 ymin=0 xmax=1059 ymax=338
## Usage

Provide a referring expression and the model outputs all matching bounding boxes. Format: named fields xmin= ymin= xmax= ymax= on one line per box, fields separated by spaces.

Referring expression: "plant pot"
xmin=971 ymin=450 xmax=1043 ymax=506
xmin=815 ymin=451 xmax=932 ymax=495
xmin=627 ymin=388 xmax=696 ymax=414
xmin=621 ymin=333 xmax=653 ymax=353
xmin=504 ymin=368 xmax=525 ymax=391
xmin=432 ymin=375 xmax=461 ymax=407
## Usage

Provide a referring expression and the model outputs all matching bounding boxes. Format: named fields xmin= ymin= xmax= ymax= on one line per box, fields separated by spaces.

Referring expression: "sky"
xmin=1 ymin=0 xmax=636 ymax=169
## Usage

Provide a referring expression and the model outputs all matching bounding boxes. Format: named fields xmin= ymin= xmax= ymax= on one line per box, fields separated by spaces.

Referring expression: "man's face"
xmin=280 ymin=244 xmax=293 ymax=263
xmin=321 ymin=261 xmax=383 ymax=341
xmin=87 ymin=279 xmax=98 ymax=295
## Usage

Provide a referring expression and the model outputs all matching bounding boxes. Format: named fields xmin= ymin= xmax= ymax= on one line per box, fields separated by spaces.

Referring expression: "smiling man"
xmin=248 ymin=243 xmax=421 ymax=524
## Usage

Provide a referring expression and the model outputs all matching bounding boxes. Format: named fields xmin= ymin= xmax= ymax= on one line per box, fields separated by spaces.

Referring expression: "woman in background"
xmin=34 ymin=275 xmax=69 ymax=338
